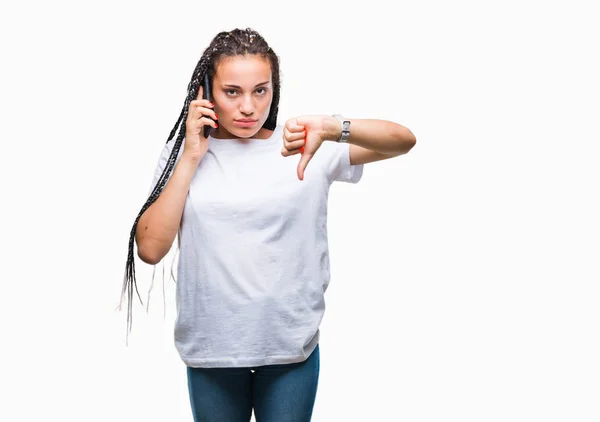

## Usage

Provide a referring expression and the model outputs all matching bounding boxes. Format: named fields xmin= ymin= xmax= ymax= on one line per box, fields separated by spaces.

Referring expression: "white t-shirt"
xmin=147 ymin=123 xmax=363 ymax=368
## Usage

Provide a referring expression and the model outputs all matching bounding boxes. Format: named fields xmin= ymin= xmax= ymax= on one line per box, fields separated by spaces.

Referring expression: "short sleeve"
xmin=320 ymin=141 xmax=364 ymax=185
xmin=147 ymin=140 xmax=183 ymax=196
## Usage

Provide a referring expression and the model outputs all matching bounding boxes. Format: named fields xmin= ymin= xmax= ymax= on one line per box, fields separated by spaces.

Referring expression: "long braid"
xmin=118 ymin=28 xmax=281 ymax=345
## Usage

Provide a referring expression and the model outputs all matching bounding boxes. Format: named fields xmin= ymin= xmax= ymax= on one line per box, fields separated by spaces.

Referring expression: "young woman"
xmin=120 ymin=27 xmax=416 ymax=422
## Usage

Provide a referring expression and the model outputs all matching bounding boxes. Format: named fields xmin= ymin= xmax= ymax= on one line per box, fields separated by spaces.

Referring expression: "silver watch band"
xmin=332 ymin=114 xmax=350 ymax=143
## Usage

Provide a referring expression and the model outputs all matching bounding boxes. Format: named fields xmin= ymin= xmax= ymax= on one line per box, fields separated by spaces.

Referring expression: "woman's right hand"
xmin=184 ymin=85 xmax=218 ymax=160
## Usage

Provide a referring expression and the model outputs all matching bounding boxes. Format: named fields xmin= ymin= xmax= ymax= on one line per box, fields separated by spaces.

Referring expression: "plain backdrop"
xmin=1 ymin=0 xmax=599 ymax=421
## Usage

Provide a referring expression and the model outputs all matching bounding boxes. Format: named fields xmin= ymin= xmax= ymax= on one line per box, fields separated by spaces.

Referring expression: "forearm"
xmin=135 ymin=152 xmax=201 ymax=264
xmin=323 ymin=117 xmax=416 ymax=155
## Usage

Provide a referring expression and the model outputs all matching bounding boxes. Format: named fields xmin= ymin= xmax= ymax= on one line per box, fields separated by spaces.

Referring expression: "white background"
xmin=1 ymin=0 xmax=598 ymax=421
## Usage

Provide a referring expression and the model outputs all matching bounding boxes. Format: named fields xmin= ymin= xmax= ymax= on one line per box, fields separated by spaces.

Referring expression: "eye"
xmin=224 ymin=87 xmax=268 ymax=97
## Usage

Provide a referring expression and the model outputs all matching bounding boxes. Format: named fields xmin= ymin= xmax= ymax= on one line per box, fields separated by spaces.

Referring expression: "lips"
xmin=233 ymin=119 xmax=257 ymax=128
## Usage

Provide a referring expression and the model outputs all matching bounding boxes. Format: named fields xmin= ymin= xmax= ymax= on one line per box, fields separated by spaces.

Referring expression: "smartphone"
xmin=202 ymin=73 xmax=213 ymax=138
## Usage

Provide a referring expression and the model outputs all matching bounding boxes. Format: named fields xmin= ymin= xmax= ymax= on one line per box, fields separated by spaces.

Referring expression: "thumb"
xmin=297 ymin=151 xmax=313 ymax=181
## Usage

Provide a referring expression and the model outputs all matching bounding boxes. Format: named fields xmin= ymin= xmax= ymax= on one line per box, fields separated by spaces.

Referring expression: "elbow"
xmin=137 ymin=247 xmax=161 ymax=266
xmin=407 ymin=133 xmax=417 ymax=152
xmin=135 ymin=215 xmax=167 ymax=265
xmin=396 ymin=128 xmax=417 ymax=155
xmin=136 ymin=236 xmax=164 ymax=266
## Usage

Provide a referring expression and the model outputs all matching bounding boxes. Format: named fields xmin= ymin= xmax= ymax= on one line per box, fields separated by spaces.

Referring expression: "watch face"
xmin=342 ymin=121 xmax=350 ymax=134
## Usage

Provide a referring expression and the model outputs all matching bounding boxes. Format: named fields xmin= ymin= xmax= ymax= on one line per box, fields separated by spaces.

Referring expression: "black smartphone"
xmin=202 ymin=73 xmax=213 ymax=138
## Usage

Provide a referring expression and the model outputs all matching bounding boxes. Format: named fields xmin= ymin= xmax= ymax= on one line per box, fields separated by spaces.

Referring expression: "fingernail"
xmin=214 ymin=114 xmax=218 ymax=119
xmin=208 ymin=102 xmax=214 ymax=107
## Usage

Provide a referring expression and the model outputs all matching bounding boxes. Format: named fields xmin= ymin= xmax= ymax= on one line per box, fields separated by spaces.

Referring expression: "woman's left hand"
xmin=281 ymin=115 xmax=328 ymax=181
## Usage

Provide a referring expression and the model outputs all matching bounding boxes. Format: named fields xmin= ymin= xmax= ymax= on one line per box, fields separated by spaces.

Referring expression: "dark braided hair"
xmin=117 ymin=28 xmax=282 ymax=344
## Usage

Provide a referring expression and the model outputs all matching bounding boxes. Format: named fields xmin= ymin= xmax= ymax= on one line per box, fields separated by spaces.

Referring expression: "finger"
xmin=192 ymin=105 xmax=218 ymax=121
xmin=190 ymin=99 xmax=215 ymax=110
xmin=281 ymin=147 xmax=302 ymax=157
xmin=284 ymin=138 xmax=305 ymax=150
xmin=295 ymin=117 xmax=311 ymax=129
xmin=200 ymin=116 xmax=218 ymax=129
xmin=196 ymin=85 xmax=203 ymax=101
xmin=284 ymin=127 xmax=305 ymax=142
xmin=297 ymin=152 xmax=313 ymax=181
xmin=286 ymin=118 xmax=305 ymax=133
xmin=190 ymin=99 xmax=214 ymax=109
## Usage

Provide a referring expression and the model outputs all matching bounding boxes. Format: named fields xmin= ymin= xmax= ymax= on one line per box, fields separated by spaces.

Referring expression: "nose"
xmin=239 ymin=94 xmax=255 ymax=116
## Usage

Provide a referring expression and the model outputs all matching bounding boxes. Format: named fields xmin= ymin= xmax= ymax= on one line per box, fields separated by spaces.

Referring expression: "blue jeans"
xmin=186 ymin=344 xmax=320 ymax=422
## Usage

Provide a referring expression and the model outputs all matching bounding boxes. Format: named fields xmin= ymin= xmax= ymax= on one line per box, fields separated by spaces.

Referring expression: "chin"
xmin=229 ymin=130 xmax=258 ymax=139
xmin=238 ymin=130 xmax=260 ymax=138
xmin=224 ymin=123 xmax=264 ymax=139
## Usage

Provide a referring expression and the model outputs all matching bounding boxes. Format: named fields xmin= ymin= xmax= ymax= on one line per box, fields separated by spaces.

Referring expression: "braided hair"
xmin=118 ymin=28 xmax=281 ymax=344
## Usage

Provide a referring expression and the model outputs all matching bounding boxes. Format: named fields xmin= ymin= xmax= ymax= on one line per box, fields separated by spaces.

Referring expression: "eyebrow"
xmin=222 ymin=81 xmax=270 ymax=89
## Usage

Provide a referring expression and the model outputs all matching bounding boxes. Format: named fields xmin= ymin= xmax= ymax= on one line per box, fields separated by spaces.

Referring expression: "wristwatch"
xmin=332 ymin=114 xmax=350 ymax=143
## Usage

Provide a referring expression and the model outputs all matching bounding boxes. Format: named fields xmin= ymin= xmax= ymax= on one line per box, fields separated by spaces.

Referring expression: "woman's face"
xmin=211 ymin=54 xmax=274 ymax=140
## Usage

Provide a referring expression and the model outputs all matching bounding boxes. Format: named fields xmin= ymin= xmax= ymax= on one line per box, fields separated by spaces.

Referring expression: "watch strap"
xmin=332 ymin=114 xmax=350 ymax=143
